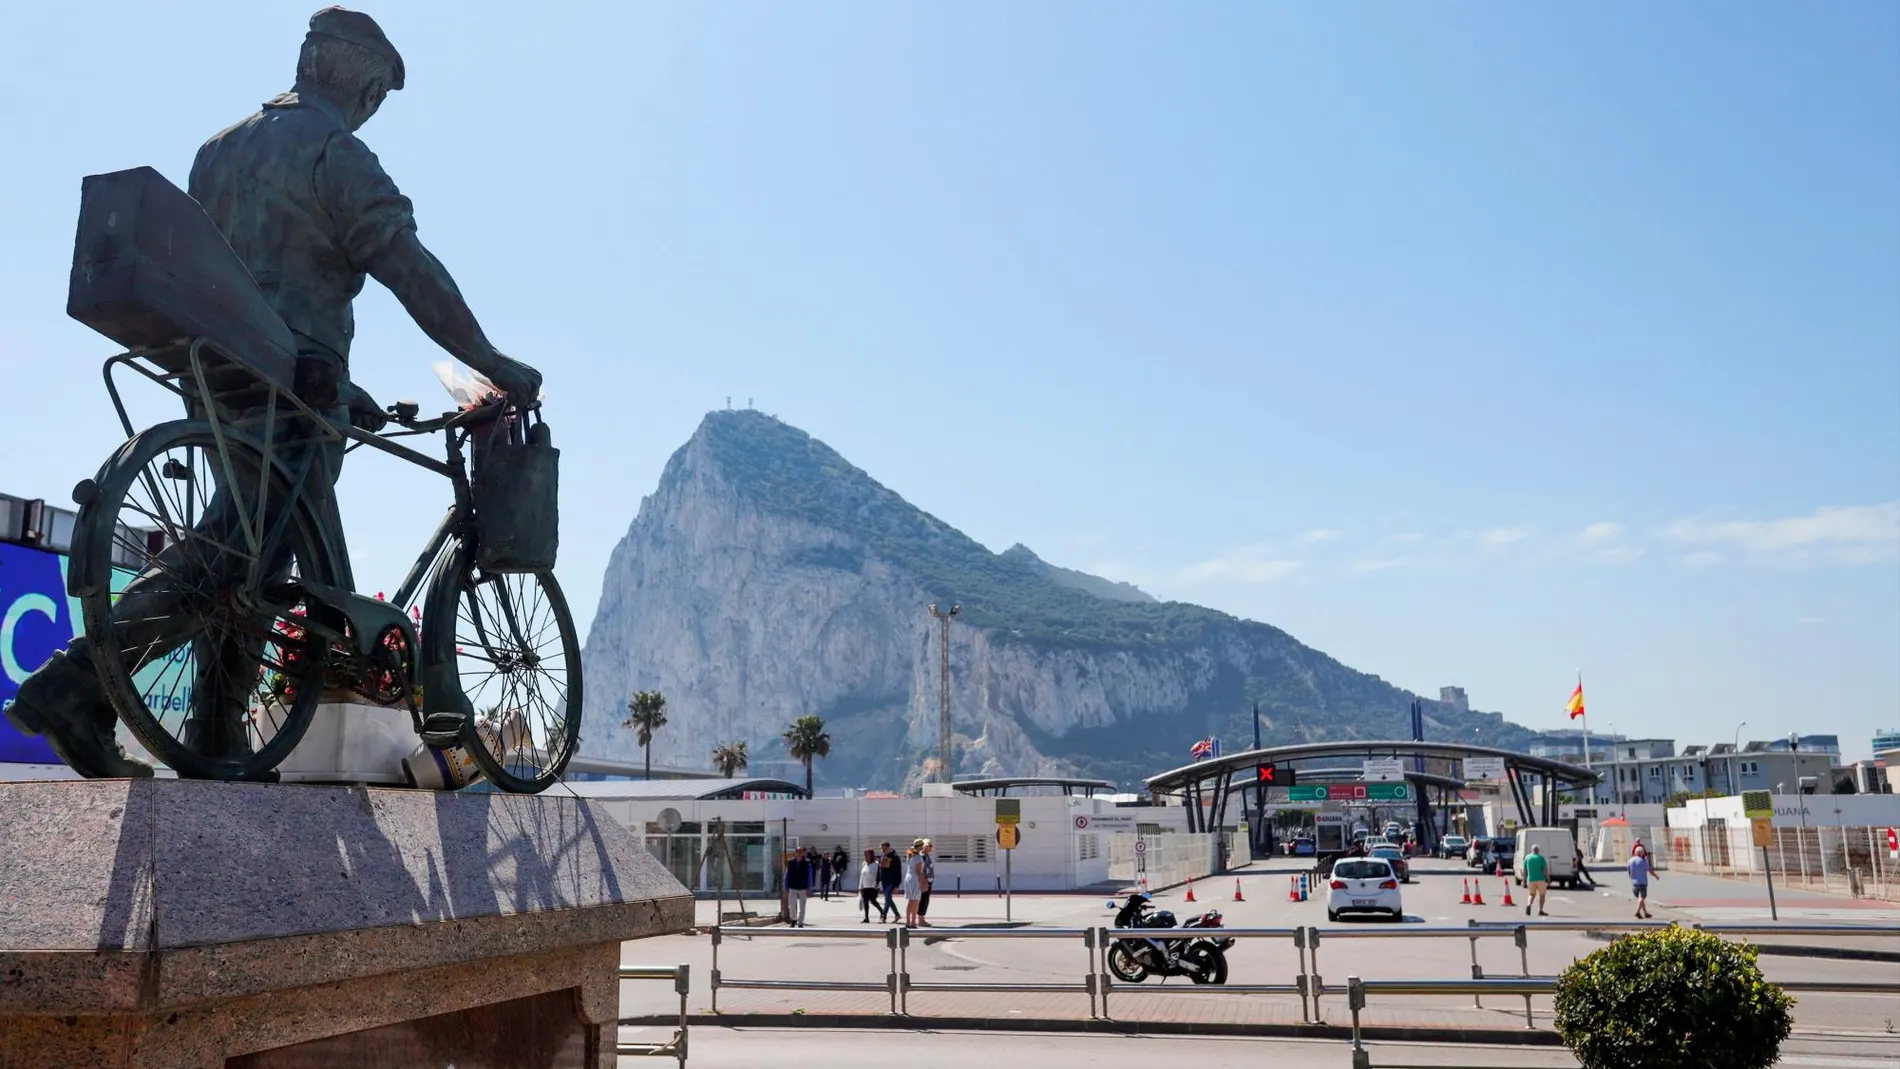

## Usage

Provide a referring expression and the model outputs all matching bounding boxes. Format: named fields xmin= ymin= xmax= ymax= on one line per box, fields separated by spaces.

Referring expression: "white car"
xmin=1326 ymin=857 xmax=1404 ymax=922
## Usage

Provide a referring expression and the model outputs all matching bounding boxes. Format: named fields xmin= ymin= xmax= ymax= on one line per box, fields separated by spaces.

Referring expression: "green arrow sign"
xmin=1367 ymin=783 xmax=1410 ymax=800
xmin=1287 ymin=786 xmax=1329 ymax=802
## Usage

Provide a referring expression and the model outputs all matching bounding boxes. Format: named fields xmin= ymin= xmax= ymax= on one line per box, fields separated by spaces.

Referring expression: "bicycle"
xmin=63 ymin=336 xmax=582 ymax=793
xmin=58 ymin=172 xmax=580 ymax=794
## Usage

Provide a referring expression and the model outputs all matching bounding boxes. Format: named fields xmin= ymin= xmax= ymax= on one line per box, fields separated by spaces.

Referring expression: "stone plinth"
xmin=0 ymin=779 xmax=693 ymax=1068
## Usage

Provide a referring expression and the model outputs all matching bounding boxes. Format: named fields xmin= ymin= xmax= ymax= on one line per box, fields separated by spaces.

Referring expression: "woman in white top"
xmin=857 ymin=848 xmax=884 ymax=923
xmin=901 ymin=846 xmax=922 ymax=927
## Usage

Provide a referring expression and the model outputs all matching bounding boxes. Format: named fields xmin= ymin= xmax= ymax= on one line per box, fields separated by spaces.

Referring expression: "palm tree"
xmin=623 ymin=690 xmax=668 ymax=779
xmin=782 ymin=715 xmax=831 ymax=796
xmin=712 ymin=740 xmax=749 ymax=779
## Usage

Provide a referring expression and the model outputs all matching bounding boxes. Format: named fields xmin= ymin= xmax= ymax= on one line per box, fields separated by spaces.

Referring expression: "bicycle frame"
xmin=99 ymin=336 xmax=477 ymax=621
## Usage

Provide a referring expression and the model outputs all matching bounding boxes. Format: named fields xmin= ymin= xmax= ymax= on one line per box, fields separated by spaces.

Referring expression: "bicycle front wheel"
xmin=71 ymin=419 xmax=336 ymax=780
xmin=421 ymin=540 xmax=582 ymax=794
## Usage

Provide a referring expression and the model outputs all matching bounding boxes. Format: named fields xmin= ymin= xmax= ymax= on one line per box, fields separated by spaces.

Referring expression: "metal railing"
xmin=616 ymin=964 xmax=690 ymax=1066
xmin=1099 ymin=926 xmax=1311 ymax=1021
xmin=697 ymin=919 xmax=1900 ymax=1036
xmin=904 ymin=927 xmax=1100 ymax=1017
xmin=709 ymin=925 xmax=901 ymax=1014
xmin=1346 ymin=976 xmax=1554 ymax=1069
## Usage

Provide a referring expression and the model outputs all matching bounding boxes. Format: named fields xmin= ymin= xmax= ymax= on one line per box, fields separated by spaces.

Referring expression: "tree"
xmin=782 ymin=714 xmax=831 ymax=795
xmin=712 ymin=740 xmax=750 ymax=779
xmin=623 ymin=690 xmax=668 ymax=780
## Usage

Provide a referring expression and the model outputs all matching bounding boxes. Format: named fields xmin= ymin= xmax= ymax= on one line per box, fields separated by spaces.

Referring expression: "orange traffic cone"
xmin=1288 ymin=877 xmax=1300 ymax=902
xmin=1501 ymin=879 xmax=1515 ymax=907
xmin=1233 ymin=878 xmax=1246 ymax=902
xmin=1184 ymin=877 xmax=1196 ymax=903
xmin=1460 ymin=878 xmax=1472 ymax=905
xmin=1472 ymin=880 xmax=1485 ymax=905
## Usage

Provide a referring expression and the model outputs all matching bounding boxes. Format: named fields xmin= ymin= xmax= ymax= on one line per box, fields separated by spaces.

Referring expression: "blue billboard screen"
xmin=0 ymin=541 xmax=80 ymax=763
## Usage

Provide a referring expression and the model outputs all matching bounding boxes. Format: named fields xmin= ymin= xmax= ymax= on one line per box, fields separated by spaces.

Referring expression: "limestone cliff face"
xmin=578 ymin=412 xmax=1533 ymax=789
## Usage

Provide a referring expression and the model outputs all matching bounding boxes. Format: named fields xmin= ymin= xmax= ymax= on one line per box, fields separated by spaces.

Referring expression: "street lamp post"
xmin=927 ymin=603 xmax=959 ymax=784
xmin=1729 ymin=721 xmax=1747 ymax=796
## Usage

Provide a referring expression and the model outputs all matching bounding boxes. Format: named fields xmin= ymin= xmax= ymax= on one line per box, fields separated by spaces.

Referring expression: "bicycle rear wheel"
xmin=71 ymin=420 xmax=335 ymax=780
xmin=421 ymin=540 xmax=582 ymax=794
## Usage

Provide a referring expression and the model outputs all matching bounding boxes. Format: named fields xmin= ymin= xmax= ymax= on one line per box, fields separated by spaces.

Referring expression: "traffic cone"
xmin=1500 ymin=879 xmax=1515 ymax=908
xmin=1460 ymin=879 xmax=1472 ymax=905
xmin=1233 ymin=878 xmax=1245 ymax=902
xmin=1185 ymin=877 xmax=1197 ymax=903
xmin=1288 ymin=876 xmax=1300 ymax=902
xmin=1472 ymin=880 xmax=1485 ymax=905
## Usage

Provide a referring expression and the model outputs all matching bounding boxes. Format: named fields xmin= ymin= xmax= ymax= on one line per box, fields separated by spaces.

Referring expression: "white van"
xmin=1513 ymin=828 xmax=1580 ymax=889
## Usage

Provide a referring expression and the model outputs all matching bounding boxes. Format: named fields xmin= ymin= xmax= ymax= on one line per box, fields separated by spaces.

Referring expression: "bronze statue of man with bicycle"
xmin=7 ymin=8 xmax=583 ymax=793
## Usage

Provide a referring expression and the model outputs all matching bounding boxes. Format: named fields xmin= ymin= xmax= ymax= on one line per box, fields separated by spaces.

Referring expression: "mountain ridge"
xmin=577 ymin=410 xmax=1535 ymax=788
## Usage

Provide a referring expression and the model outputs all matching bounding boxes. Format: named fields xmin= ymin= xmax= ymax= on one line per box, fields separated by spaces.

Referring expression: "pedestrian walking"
xmin=784 ymin=847 xmax=814 ymax=927
xmin=877 ymin=841 xmax=902 ymax=921
xmin=1523 ymin=844 xmax=1550 ymax=916
xmin=902 ymin=844 xmax=923 ymax=928
xmin=916 ymin=839 xmax=937 ymax=927
xmin=831 ymin=845 xmax=849 ymax=896
xmin=857 ymin=848 xmax=883 ymax=922
xmin=1574 ymin=846 xmax=1596 ymax=889
xmin=1628 ymin=841 xmax=1659 ymax=919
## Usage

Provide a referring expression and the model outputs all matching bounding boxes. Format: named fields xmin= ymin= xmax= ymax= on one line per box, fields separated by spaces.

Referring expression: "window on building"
xmin=1647 ymin=766 xmax=1662 ymax=780
xmin=1741 ymin=761 xmax=1760 ymax=776
xmin=1681 ymin=764 xmax=1696 ymax=779
xmin=1077 ymin=834 xmax=1100 ymax=861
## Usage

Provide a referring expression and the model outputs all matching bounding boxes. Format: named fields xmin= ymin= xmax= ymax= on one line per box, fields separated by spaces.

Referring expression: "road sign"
xmin=995 ymin=798 xmax=1022 ymax=825
xmin=1324 ymin=782 xmax=1410 ymax=801
xmin=1751 ymin=818 xmax=1775 ymax=848
xmin=1886 ymin=827 xmax=1897 ymax=858
xmin=1087 ymin=814 xmax=1137 ymax=833
xmin=1362 ymin=758 xmax=1406 ymax=782
xmin=1742 ymin=790 xmax=1773 ymax=819
xmin=1074 ymin=815 xmax=1089 ymax=830
xmin=1287 ymin=785 xmax=1329 ymax=802
xmin=1133 ymin=838 xmax=1147 ymax=855
xmin=1256 ymin=763 xmax=1296 ymax=785
xmin=1463 ymin=757 xmax=1506 ymax=781
xmin=997 ymin=824 xmax=1020 ymax=849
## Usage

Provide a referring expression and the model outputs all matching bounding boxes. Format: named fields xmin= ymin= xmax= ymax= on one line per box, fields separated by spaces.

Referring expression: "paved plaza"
xmin=618 ymin=856 xmax=1900 ymax=1058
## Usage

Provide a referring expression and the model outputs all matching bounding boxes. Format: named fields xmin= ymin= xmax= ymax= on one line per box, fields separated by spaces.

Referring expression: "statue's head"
xmin=298 ymin=7 xmax=405 ymax=132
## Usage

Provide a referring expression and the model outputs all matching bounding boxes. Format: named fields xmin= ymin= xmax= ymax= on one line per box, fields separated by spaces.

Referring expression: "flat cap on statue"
xmin=307 ymin=6 xmax=405 ymax=90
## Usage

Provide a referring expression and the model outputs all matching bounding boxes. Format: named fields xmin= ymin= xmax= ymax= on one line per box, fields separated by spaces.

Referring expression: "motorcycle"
xmin=1105 ymin=893 xmax=1231 ymax=985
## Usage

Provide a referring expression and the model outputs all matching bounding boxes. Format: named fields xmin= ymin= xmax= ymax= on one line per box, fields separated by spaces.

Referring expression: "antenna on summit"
xmin=725 ymin=396 xmax=731 ymax=410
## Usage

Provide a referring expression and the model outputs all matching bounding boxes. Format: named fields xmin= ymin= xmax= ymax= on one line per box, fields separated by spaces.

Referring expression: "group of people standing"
xmin=783 ymin=839 xmax=938 ymax=928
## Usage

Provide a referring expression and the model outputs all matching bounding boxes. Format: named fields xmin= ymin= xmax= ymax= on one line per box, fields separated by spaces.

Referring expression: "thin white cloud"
xmin=1682 ymin=551 xmax=1723 ymax=569
xmin=1664 ymin=501 xmax=1900 ymax=564
xmin=1478 ymin=527 xmax=1531 ymax=550
xmin=1181 ymin=546 xmax=1305 ymax=584
xmin=1797 ymin=616 xmax=1825 ymax=626
xmin=1345 ymin=557 xmax=1411 ymax=575
xmin=1300 ymin=528 xmax=1344 ymax=544
xmin=1579 ymin=522 xmax=1624 ymax=545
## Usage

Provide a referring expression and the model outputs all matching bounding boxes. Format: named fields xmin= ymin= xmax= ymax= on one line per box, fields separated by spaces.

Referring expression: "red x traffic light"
xmin=1257 ymin=763 xmax=1295 ymax=785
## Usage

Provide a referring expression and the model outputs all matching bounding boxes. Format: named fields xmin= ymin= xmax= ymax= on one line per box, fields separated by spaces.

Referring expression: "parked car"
xmin=1368 ymin=843 xmax=1410 ymax=882
xmin=1326 ymin=857 xmax=1404 ymax=922
xmin=1290 ymin=837 xmax=1316 ymax=856
xmin=1471 ymin=837 xmax=1517 ymax=872
xmin=1438 ymin=835 xmax=1469 ymax=860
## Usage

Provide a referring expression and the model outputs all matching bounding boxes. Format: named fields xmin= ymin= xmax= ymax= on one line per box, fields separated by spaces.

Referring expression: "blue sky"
xmin=3 ymin=4 xmax=1896 ymax=759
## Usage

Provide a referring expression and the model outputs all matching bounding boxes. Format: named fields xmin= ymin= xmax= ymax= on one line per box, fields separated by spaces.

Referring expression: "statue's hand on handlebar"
xmin=340 ymin=379 xmax=389 ymax=432
xmin=482 ymin=353 xmax=543 ymax=409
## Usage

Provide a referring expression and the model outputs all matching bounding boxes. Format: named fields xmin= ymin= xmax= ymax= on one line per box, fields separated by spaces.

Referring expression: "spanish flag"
xmin=1566 ymin=681 xmax=1585 ymax=720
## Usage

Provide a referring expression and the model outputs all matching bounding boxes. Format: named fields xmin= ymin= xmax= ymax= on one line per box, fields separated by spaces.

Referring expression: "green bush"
xmin=1553 ymin=926 xmax=1794 ymax=1069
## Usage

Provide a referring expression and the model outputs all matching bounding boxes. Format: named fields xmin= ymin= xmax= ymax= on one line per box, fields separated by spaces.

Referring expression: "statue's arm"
xmin=365 ymin=230 xmax=504 ymax=373
xmin=320 ymin=135 xmax=535 ymax=395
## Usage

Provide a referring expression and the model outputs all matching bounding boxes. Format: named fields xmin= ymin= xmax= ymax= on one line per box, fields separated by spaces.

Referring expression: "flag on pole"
xmin=1566 ymin=681 xmax=1586 ymax=720
xmin=1190 ymin=737 xmax=1214 ymax=759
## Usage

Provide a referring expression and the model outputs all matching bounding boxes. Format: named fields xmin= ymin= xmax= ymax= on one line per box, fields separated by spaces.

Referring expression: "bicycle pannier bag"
xmin=471 ymin=411 xmax=560 ymax=573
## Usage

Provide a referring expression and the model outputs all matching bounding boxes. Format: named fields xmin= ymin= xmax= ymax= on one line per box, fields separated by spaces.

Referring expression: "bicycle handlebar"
xmin=382 ymin=397 xmax=539 ymax=435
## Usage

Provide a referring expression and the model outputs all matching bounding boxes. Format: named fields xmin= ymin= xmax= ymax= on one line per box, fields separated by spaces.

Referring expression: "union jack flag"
xmin=1190 ymin=737 xmax=1214 ymax=759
